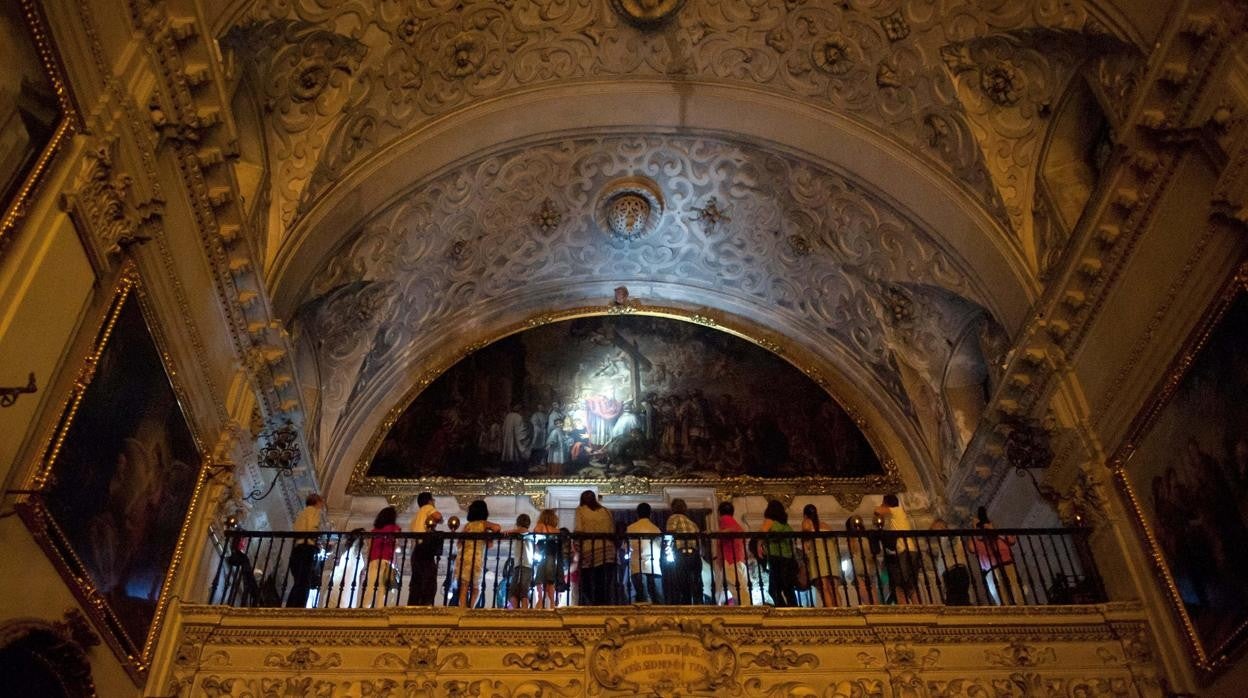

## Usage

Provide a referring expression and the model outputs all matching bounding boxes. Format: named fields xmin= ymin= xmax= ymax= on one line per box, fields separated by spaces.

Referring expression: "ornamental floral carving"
xmin=812 ymin=37 xmax=856 ymax=76
xmin=263 ymin=647 xmax=341 ymax=671
xmin=741 ymin=642 xmax=819 ymax=671
xmin=983 ymin=641 xmax=1056 ymax=668
xmin=979 ymin=61 xmax=1024 ymax=106
xmin=503 ymin=643 xmax=586 ymax=671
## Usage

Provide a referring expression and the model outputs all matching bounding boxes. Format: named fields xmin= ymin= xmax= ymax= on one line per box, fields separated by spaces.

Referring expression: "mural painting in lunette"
xmin=368 ymin=315 xmax=883 ymax=480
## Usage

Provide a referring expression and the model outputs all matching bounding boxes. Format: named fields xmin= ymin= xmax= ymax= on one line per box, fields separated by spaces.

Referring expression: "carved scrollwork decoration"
xmin=262 ymin=646 xmax=342 ymax=672
xmin=503 ymin=642 xmax=586 ymax=671
xmin=982 ymin=641 xmax=1056 ymax=668
xmin=741 ymin=642 xmax=819 ymax=671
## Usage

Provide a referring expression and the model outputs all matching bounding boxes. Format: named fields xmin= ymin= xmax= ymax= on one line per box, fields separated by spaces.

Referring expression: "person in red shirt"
xmin=362 ymin=506 xmax=401 ymax=608
xmin=716 ymin=501 xmax=752 ymax=606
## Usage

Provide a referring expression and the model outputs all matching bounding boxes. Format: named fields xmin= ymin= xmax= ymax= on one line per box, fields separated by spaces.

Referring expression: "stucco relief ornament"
xmin=596 ymin=177 xmax=665 ymax=242
xmin=444 ymin=34 xmax=484 ymax=78
xmin=533 ymin=198 xmax=562 ymax=233
xmin=980 ymin=61 xmax=1025 ymax=106
xmin=813 ymin=36 xmax=856 ymax=76
xmin=610 ymin=0 xmax=686 ymax=29
xmin=690 ymin=196 xmax=731 ymax=235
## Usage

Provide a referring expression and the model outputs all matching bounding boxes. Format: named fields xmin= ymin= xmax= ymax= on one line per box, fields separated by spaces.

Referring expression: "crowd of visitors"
xmin=263 ymin=490 xmax=1048 ymax=609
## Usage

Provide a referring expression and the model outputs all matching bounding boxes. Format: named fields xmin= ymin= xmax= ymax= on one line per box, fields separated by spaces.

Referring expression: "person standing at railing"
xmin=407 ymin=492 xmax=443 ymax=606
xmin=362 ymin=506 xmax=401 ymax=608
xmin=666 ymin=499 xmax=703 ymax=605
xmin=972 ymin=507 xmax=1022 ymax=605
xmin=760 ymin=500 xmax=798 ymax=607
xmin=456 ymin=500 xmax=502 ymax=609
xmin=875 ymin=494 xmax=919 ymax=604
xmin=626 ymin=503 xmax=664 ymax=604
xmin=505 ymin=514 xmax=535 ymax=609
xmin=716 ymin=501 xmax=751 ymax=606
xmin=801 ymin=504 xmax=839 ymax=608
xmin=575 ymin=490 xmax=618 ymax=605
xmin=532 ymin=509 xmax=561 ymax=609
xmin=285 ymin=493 xmax=326 ymax=608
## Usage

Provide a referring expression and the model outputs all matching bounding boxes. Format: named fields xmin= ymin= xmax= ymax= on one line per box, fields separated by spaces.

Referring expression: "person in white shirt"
xmin=626 ymin=503 xmax=664 ymax=603
xmin=407 ymin=492 xmax=443 ymax=605
xmin=286 ymin=493 xmax=325 ymax=608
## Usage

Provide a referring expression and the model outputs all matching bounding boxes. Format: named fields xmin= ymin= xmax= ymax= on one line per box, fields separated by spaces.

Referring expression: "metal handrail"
xmin=208 ymin=527 xmax=1104 ymax=610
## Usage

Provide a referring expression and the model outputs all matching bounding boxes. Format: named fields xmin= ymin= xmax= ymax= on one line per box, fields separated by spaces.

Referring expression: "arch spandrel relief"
xmin=291 ymin=134 xmax=1002 ymax=495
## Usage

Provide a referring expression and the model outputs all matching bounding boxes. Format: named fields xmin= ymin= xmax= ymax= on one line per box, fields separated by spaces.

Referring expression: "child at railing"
xmin=505 ymin=514 xmax=534 ymax=609
xmin=532 ymin=509 xmax=561 ymax=609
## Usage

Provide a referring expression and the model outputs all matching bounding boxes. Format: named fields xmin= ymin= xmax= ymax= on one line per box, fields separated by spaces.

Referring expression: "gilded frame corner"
xmin=0 ymin=0 xmax=81 ymax=261
xmin=1107 ymin=261 xmax=1248 ymax=679
xmin=345 ymin=303 xmax=906 ymax=504
xmin=15 ymin=261 xmax=213 ymax=684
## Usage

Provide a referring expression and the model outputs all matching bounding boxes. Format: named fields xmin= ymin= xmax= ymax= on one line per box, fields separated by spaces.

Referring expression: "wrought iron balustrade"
xmin=208 ymin=527 xmax=1105 ymax=610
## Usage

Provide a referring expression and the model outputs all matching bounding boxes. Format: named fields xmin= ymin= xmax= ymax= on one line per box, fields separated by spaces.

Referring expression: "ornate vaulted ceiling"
xmin=206 ymin=0 xmax=1149 ymax=496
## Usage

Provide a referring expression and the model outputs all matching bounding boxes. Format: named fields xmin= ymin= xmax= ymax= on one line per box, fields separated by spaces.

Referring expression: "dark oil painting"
xmin=1132 ymin=292 xmax=1248 ymax=659
xmin=368 ymin=315 xmax=884 ymax=480
xmin=40 ymin=295 xmax=201 ymax=653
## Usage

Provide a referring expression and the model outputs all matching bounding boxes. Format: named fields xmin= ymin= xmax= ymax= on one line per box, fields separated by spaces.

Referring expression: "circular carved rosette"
xmin=595 ymin=177 xmax=665 ymax=243
xmin=610 ymin=0 xmax=686 ymax=29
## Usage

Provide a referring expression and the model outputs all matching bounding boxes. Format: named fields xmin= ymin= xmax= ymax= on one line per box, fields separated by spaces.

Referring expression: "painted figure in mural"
xmin=500 ymin=404 xmax=530 ymax=476
xmin=529 ymin=404 xmax=548 ymax=468
xmin=569 ymin=419 xmax=595 ymax=469
xmin=545 ymin=418 xmax=569 ymax=476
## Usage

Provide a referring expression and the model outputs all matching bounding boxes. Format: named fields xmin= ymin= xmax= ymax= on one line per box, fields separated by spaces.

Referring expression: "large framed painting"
xmin=1110 ymin=265 xmax=1248 ymax=677
xmin=17 ymin=265 xmax=208 ymax=682
xmin=0 ymin=0 xmax=78 ymax=258
xmin=351 ymin=308 xmax=900 ymax=502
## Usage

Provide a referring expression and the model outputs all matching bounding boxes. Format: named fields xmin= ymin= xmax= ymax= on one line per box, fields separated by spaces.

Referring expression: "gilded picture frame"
xmin=16 ymin=263 xmax=211 ymax=683
xmin=1109 ymin=261 xmax=1248 ymax=678
xmin=347 ymin=303 xmax=904 ymax=509
xmin=0 ymin=0 xmax=79 ymax=261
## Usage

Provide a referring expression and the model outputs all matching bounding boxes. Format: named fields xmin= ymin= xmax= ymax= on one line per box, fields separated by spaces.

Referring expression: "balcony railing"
xmin=208 ymin=527 xmax=1105 ymax=610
